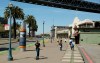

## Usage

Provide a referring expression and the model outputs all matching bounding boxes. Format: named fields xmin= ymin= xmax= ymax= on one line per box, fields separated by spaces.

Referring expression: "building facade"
xmin=0 ymin=17 xmax=8 ymax=38
xmin=50 ymin=25 xmax=70 ymax=42
xmin=78 ymin=21 xmax=100 ymax=44
xmin=71 ymin=17 xmax=100 ymax=44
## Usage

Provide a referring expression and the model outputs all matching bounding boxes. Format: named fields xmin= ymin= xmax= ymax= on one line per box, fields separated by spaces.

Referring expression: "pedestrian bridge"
xmin=12 ymin=0 xmax=100 ymax=13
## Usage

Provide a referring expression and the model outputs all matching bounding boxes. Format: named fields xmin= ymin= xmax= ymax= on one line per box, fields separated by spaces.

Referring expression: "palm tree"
xmin=31 ymin=20 xmax=38 ymax=37
xmin=4 ymin=5 xmax=24 ymax=39
xmin=11 ymin=22 xmax=20 ymax=36
xmin=24 ymin=15 xmax=38 ymax=37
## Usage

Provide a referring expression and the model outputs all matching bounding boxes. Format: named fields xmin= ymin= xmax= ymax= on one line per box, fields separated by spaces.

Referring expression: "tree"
xmin=24 ymin=15 xmax=38 ymax=37
xmin=0 ymin=23 xmax=4 ymax=32
xmin=4 ymin=5 xmax=24 ymax=39
xmin=11 ymin=22 xmax=20 ymax=36
xmin=31 ymin=20 xmax=38 ymax=37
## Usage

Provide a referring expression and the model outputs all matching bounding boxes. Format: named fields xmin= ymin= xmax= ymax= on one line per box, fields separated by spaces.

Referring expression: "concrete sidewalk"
xmin=79 ymin=43 xmax=100 ymax=63
xmin=0 ymin=40 xmax=67 ymax=63
xmin=0 ymin=39 xmax=84 ymax=63
xmin=62 ymin=43 xmax=84 ymax=63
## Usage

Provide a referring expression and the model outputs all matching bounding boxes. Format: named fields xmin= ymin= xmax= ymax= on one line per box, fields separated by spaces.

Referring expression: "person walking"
xmin=35 ymin=40 xmax=40 ymax=60
xmin=59 ymin=40 xmax=63 ymax=51
xmin=57 ymin=38 xmax=59 ymax=45
xmin=64 ymin=38 xmax=67 ymax=43
xmin=69 ymin=38 xmax=74 ymax=51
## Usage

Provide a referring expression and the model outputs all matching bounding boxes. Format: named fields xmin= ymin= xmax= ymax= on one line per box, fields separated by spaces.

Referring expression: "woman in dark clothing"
xmin=35 ymin=40 xmax=40 ymax=60
xmin=59 ymin=40 xmax=62 ymax=51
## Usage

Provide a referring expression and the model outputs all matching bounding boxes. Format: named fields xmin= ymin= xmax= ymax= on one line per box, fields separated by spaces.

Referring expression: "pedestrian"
xmin=64 ymin=38 xmax=67 ymax=43
xmin=59 ymin=40 xmax=63 ymax=51
xmin=57 ymin=38 xmax=59 ymax=45
xmin=35 ymin=40 xmax=40 ymax=60
xmin=69 ymin=38 xmax=74 ymax=51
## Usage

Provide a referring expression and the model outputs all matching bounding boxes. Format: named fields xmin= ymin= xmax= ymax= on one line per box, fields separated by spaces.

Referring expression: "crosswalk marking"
xmin=74 ymin=60 xmax=84 ymax=63
xmin=63 ymin=56 xmax=71 ymax=59
xmin=61 ymin=45 xmax=84 ymax=63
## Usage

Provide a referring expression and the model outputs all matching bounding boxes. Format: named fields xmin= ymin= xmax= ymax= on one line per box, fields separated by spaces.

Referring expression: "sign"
xmin=4 ymin=24 xmax=9 ymax=30
xmin=20 ymin=32 xmax=25 ymax=38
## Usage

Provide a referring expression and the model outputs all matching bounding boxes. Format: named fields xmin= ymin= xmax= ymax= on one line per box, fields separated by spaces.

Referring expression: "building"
xmin=71 ymin=17 xmax=100 ymax=44
xmin=50 ymin=17 xmax=100 ymax=44
xmin=50 ymin=25 xmax=70 ymax=42
xmin=0 ymin=17 xmax=8 ymax=38
xmin=78 ymin=21 xmax=100 ymax=44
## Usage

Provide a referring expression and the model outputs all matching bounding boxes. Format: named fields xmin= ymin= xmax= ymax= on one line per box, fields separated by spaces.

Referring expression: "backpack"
xmin=69 ymin=40 xmax=72 ymax=45
xmin=71 ymin=42 xmax=74 ymax=47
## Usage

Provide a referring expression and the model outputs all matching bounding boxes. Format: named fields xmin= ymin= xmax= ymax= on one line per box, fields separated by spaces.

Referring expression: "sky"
xmin=0 ymin=0 xmax=100 ymax=34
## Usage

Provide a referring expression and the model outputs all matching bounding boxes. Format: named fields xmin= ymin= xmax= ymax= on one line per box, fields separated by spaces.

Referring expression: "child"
xmin=64 ymin=38 xmax=67 ymax=43
xmin=69 ymin=38 xmax=74 ymax=51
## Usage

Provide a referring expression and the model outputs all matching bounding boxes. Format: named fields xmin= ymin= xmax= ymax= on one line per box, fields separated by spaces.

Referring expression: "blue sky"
xmin=0 ymin=0 xmax=100 ymax=34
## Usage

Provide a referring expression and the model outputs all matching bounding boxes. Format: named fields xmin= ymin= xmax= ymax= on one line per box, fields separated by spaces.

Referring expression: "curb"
xmin=77 ymin=44 xmax=94 ymax=63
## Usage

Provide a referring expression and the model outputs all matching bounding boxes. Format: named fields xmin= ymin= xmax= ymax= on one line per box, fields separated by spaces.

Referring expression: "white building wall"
xmin=72 ymin=17 xmax=80 ymax=37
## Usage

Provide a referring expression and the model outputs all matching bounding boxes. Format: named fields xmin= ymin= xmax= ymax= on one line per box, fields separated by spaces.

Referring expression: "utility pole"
xmin=43 ymin=21 xmax=45 ymax=47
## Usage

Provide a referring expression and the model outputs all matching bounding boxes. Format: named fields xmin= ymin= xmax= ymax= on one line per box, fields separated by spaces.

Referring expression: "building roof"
xmin=77 ymin=19 xmax=94 ymax=26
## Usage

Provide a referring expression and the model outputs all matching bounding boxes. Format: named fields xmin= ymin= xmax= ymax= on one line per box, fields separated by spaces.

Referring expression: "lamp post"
xmin=8 ymin=3 xmax=13 ymax=61
xmin=20 ymin=22 xmax=22 ymax=26
xmin=43 ymin=21 xmax=45 ymax=47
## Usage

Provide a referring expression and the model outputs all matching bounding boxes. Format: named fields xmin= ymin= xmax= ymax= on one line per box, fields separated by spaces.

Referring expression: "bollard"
xmin=19 ymin=22 xmax=26 ymax=52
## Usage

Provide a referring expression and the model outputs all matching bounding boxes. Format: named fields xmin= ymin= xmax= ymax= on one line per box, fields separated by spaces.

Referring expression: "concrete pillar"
xmin=19 ymin=22 xmax=26 ymax=52
xmin=55 ymin=27 xmax=57 ymax=42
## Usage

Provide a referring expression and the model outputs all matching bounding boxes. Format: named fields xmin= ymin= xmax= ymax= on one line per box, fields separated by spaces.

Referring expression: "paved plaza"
xmin=0 ymin=39 xmax=100 ymax=63
xmin=0 ymin=39 xmax=84 ymax=63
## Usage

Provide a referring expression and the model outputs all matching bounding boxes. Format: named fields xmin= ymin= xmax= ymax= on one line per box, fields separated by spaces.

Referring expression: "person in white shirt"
xmin=64 ymin=38 xmax=67 ymax=43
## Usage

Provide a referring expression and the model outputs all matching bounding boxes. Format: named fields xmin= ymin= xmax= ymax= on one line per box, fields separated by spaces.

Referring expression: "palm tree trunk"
xmin=13 ymin=17 xmax=16 ymax=39
xmin=32 ymin=31 xmax=35 ymax=37
xmin=33 ymin=31 xmax=35 ymax=37
xmin=29 ymin=24 xmax=31 ymax=37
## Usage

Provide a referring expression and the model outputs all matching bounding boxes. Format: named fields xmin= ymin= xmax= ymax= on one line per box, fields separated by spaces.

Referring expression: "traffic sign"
xmin=4 ymin=24 xmax=9 ymax=30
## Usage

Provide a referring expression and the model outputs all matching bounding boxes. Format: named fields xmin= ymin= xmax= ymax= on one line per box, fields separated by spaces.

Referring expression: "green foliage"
xmin=4 ymin=6 xmax=24 ymax=20
xmin=11 ymin=23 xmax=20 ymax=29
xmin=4 ymin=4 xmax=24 ymax=39
xmin=24 ymin=15 xmax=38 ymax=37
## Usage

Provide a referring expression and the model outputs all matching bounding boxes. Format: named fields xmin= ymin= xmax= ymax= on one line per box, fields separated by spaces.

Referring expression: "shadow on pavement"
xmin=0 ymin=42 xmax=17 ymax=45
xmin=39 ymin=56 xmax=48 ymax=60
xmin=0 ymin=48 xmax=15 ymax=51
xmin=61 ymin=50 xmax=66 ymax=51
xmin=26 ymin=49 xmax=43 ymax=51
xmin=14 ymin=56 xmax=48 ymax=61
xmin=26 ymin=49 xmax=36 ymax=51
xmin=14 ymin=57 xmax=33 ymax=61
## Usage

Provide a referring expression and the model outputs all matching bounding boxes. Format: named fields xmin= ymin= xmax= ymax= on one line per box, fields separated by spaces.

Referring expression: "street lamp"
xmin=43 ymin=21 xmax=45 ymax=47
xmin=8 ymin=2 xmax=13 ymax=61
xmin=20 ymin=22 xmax=22 ymax=26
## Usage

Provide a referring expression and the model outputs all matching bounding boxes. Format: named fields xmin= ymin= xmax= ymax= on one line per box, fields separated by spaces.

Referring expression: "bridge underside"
xmin=12 ymin=0 xmax=100 ymax=13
